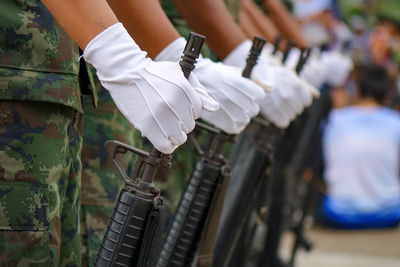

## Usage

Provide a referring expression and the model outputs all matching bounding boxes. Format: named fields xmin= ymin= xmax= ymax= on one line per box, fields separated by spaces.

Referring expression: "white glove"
xmin=224 ymin=40 xmax=315 ymax=128
xmin=284 ymin=47 xmax=301 ymax=70
xmin=320 ymin=50 xmax=353 ymax=87
xmin=300 ymin=53 xmax=327 ymax=89
xmin=283 ymin=48 xmax=321 ymax=99
xmin=223 ymin=39 xmax=275 ymax=91
xmin=83 ymin=23 xmax=218 ymax=154
xmin=259 ymin=66 xmax=313 ymax=128
xmin=261 ymin=43 xmax=282 ymax=67
xmin=156 ymin=38 xmax=266 ymax=134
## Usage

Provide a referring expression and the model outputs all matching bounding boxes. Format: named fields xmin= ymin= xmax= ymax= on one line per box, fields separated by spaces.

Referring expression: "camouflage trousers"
xmin=0 ymin=100 xmax=83 ymax=266
xmin=80 ymin=94 xmax=138 ymax=266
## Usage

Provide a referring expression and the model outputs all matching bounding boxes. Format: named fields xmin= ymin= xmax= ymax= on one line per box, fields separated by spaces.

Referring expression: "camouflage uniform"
xmin=0 ymin=0 xmax=83 ymax=266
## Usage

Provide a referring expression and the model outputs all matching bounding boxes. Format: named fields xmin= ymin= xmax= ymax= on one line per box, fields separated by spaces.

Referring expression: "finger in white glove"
xmin=300 ymin=55 xmax=327 ymax=89
xmin=156 ymin=37 xmax=266 ymax=134
xmin=224 ymin=40 xmax=318 ymax=129
xmin=83 ymin=23 xmax=218 ymax=154
xmin=321 ymin=50 xmax=354 ymax=87
xmin=223 ymin=39 xmax=275 ymax=92
xmin=261 ymin=43 xmax=282 ymax=67
xmin=284 ymin=47 xmax=301 ymax=70
xmin=260 ymin=65 xmax=318 ymax=128
xmin=197 ymin=60 xmax=265 ymax=133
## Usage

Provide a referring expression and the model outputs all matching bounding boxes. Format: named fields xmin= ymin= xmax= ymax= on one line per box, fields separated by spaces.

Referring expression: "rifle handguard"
xmin=157 ymin=159 xmax=223 ymax=266
xmin=95 ymin=141 xmax=169 ymax=266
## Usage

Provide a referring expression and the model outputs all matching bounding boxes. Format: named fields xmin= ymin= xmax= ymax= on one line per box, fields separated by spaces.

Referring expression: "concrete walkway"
xmin=280 ymin=226 xmax=400 ymax=267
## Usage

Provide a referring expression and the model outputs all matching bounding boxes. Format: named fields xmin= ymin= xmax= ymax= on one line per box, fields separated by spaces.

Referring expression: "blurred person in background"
xmin=292 ymin=0 xmax=352 ymax=49
xmin=369 ymin=15 xmax=400 ymax=78
xmin=320 ymin=64 xmax=400 ymax=229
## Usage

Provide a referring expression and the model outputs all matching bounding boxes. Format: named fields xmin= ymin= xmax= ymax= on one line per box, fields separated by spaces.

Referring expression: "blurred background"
xmin=277 ymin=0 xmax=400 ymax=266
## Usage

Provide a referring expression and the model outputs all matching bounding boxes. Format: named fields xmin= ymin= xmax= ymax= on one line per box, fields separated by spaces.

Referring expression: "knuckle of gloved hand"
xmin=249 ymin=104 xmax=260 ymax=117
xmin=241 ymin=111 xmax=252 ymax=124
xmin=168 ymin=130 xmax=187 ymax=148
xmin=150 ymin=135 xmax=175 ymax=154
xmin=279 ymin=88 xmax=292 ymax=102
xmin=180 ymin=118 xmax=195 ymax=134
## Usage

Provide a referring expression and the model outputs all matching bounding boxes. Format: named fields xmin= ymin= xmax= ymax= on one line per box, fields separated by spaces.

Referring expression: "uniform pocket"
xmin=0 ymin=181 xmax=49 ymax=231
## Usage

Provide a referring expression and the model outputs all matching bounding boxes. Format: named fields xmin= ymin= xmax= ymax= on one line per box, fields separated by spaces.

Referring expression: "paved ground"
xmin=280 ymin=226 xmax=400 ymax=267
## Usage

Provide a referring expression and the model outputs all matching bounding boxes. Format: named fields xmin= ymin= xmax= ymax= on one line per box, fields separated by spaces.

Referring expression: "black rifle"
xmin=257 ymin=49 xmax=331 ymax=267
xmin=157 ymin=37 xmax=267 ymax=267
xmin=95 ymin=32 xmax=205 ymax=267
xmin=286 ymin=83 xmax=332 ymax=267
xmin=213 ymin=45 xmax=313 ymax=267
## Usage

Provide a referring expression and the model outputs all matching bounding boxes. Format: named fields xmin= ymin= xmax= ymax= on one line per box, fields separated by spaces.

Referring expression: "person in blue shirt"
xmin=321 ymin=64 xmax=400 ymax=229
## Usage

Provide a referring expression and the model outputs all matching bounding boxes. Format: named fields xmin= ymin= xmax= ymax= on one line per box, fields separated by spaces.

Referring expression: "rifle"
xmin=286 ymin=83 xmax=332 ymax=267
xmin=213 ymin=45 xmax=313 ymax=267
xmin=95 ymin=32 xmax=205 ymax=267
xmin=157 ymin=36 xmax=267 ymax=267
xmin=257 ymin=49 xmax=331 ymax=267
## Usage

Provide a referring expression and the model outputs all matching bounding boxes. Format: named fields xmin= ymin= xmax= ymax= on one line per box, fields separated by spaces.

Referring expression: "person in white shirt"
xmin=322 ymin=64 xmax=400 ymax=228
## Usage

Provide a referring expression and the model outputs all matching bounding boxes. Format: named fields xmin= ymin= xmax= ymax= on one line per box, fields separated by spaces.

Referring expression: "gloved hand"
xmin=83 ymin=23 xmax=219 ymax=154
xmin=156 ymin=37 xmax=266 ymax=134
xmin=261 ymin=43 xmax=282 ymax=67
xmin=224 ymin=40 xmax=315 ymax=128
xmin=300 ymin=52 xmax=327 ymax=89
xmin=281 ymin=48 xmax=321 ymax=100
xmin=259 ymin=65 xmax=313 ymax=128
xmin=320 ymin=50 xmax=353 ymax=87
xmin=223 ymin=39 xmax=275 ymax=91
xmin=284 ymin=47 xmax=302 ymax=70
xmin=282 ymin=47 xmax=325 ymax=94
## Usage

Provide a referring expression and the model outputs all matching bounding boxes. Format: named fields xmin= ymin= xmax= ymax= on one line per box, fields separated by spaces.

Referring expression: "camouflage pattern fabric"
xmin=80 ymin=87 xmax=140 ymax=266
xmin=0 ymin=100 xmax=83 ymax=266
xmin=0 ymin=0 xmax=82 ymax=112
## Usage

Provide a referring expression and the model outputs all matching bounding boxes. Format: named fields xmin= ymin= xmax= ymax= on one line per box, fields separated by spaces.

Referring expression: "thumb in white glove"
xmin=156 ymin=37 xmax=266 ymax=134
xmin=223 ymin=39 xmax=275 ymax=92
xmin=83 ymin=23 xmax=218 ymax=154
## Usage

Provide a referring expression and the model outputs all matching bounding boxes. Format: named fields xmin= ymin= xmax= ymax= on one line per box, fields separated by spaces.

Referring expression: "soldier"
xmin=0 ymin=0 xmax=219 ymax=265
xmin=80 ymin=1 xmax=269 ymax=264
xmin=155 ymin=0 xmax=319 ymax=214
